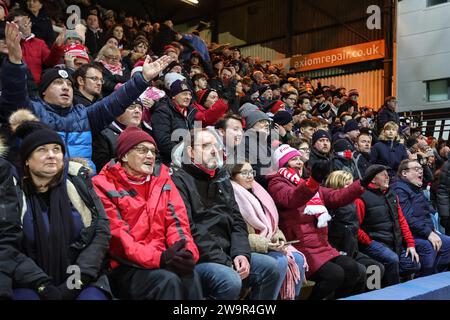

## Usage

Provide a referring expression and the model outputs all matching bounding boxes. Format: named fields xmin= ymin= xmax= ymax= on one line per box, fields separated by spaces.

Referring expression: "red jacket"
xmin=193 ymin=98 xmax=228 ymax=127
xmin=268 ymin=175 xmax=365 ymax=277
xmin=93 ymin=161 xmax=199 ymax=269
xmin=21 ymin=35 xmax=64 ymax=84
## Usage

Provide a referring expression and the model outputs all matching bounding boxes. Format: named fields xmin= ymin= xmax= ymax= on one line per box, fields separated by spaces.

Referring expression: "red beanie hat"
xmin=116 ymin=127 xmax=157 ymax=160
xmin=270 ymin=100 xmax=285 ymax=114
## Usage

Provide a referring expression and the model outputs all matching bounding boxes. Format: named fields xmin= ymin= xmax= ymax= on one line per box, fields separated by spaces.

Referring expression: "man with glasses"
xmin=73 ymin=63 xmax=104 ymax=106
xmin=282 ymin=92 xmax=298 ymax=112
xmin=2 ymin=21 xmax=172 ymax=173
xmin=6 ymin=9 xmax=65 ymax=85
xmin=376 ymin=96 xmax=400 ymax=134
xmin=392 ymin=160 xmax=450 ymax=276
xmin=356 ymin=164 xmax=421 ymax=286
xmin=93 ymin=127 xmax=202 ymax=300
xmin=172 ymin=129 xmax=280 ymax=300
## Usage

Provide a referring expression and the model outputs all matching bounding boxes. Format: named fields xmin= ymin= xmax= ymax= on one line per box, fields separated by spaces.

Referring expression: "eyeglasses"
xmin=405 ymin=166 xmax=423 ymax=173
xmin=238 ymin=170 xmax=256 ymax=178
xmin=105 ymin=55 xmax=120 ymax=61
xmin=194 ymin=143 xmax=220 ymax=152
xmin=299 ymin=147 xmax=310 ymax=153
xmin=132 ymin=146 xmax=156 ymax=156
xmin=85 ymin=76 xmax=104 ymax=84
xmin=127 ymin=104 xmax=142 ymax=111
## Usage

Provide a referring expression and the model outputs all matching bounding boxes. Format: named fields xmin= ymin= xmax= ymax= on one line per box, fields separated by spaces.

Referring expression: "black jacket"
xmin=331 ymin=154 xmax=359 ymax=179
xmin=352 ymin=151 xmax=371 ymax=180
xmin=151 ymin=97 xmax=197 ymax=165
xmin=85 ymin=28 xmax=105 ymax=57
xmin=73 ymin=88 xmax=98 ymax=107
xmin=437 ymin=160 xmax=450 ymax=219
xmin=328 ymin=203 xmax=359 ymax=258
xmin=0 ymin=160 xmax=111 ymax=297
xmin=171 ymin=164 xmax=251 ymax=267
xmin=101 ymin=65 xmax=131 ymax=97
xmin=376 ymin=106 xmax=400 ymax=134
xmin=29 ymin=9 xmax=55 ymax=49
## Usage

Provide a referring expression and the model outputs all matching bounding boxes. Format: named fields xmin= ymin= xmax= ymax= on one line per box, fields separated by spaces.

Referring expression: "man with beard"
xmin=353 ymin=130 xmax=373 ymax=180
xmin=376 ymin=96 xmax=400 ymax=134
xmin=171 ymin=129 xmax=280 ymax=300
xmin=73 ymin=63 xmax=103 ymax=106
xmin=392 ymin=160 xmax=450 ymax=276
xmin=308 ymin=130 xmax=332 ymax=179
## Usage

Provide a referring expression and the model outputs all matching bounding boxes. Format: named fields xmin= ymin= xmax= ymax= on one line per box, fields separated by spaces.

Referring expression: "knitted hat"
xmin=359 ymin=127 xmax=373 ymax=136
xmin=164 ymin=45 xmax=179 ymax=55
xmin=312 ymin=129 xmax=331 ymax=146
xmin=116 ymin=127 xmax=157 ymax=160
xmin=258 ymin=85 xmax=271 ymax=96
xmin=343 ymin=119 xmax=359 ymax=133
xmin=333 ymin=139 xmax=354 ymax=153
xmin=245 ymin=111 xmax=271 ymax=130
xmin=267 ymin=100 xmax=285 ymax=114
xmin=164 ymin=72 xmax=186 ymax=90
xmin=169 ymin=80 xmax=191 ymax=98
xmin=197 ymin=89 xmax=217 ymax=106
xmin=64 ymin=29 xmax=83 ymax=44
xmin=273 ymin=144 xmax=302 ymax=168
xmin=39 ymin=68 xmax=74 ymax=96
xmin=348 ymin=89 xmax=359 ymax=97
xmin=16 ymin=121 xmax=65 ymax=164
xmin=239 ymin=103 xmax=259 ymax=118
xmin=64 ymin=44 xmax=90 ymax=62
xmin=364 ymin=164 xmax=389 ymax=180
xmin=272 ymin=110 xmax=293 ymax=126
xmin=316 ymin=102 xmax=331 ymax=114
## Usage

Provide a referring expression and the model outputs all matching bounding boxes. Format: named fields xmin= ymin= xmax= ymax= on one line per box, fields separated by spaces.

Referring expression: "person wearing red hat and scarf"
xmin=268 ymin=144 xmax=379 ymax=299
xmin=93 ymin=127 xmax=202 ymax=300
xmin=193 ymin=88 xmax=228 ymax=127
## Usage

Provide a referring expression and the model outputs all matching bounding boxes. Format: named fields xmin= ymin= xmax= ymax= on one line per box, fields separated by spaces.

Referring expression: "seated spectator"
xmin=215 ymin=113 xmax=244 ymax=163
xmin=171 ymin=129 xmax=280 ymax=300
xmin=84 ymin=14 xmax=105 ymax=57
xmin=1 ymin=21 xmax=171 ymax=173
xmin=268 ymin=144 xmax=371 ymax=299
xmin=353 ymin=130 xmax=373 ymax=180
xmin=298 ymin=119 xmax=317 ymax=143
xmin=437 ymin=153 xmax=450 ymax=234
xmin=93 ymin=127 xmax=201 ymax=300
xmin=4 ymin=122 xmax=110 ymax=300
xmin=104 ymin=24 xmax=129 ymax=54
xmin=324 ymin=170 xmax=385 ymax=289
xmin=331 ymin=139 xmax=358 ymax=179
xmin=356 ymin=165 xmax=421 ymax=286
xmin=308 ymin=130 xmax=332 ymax=177
xmin=63 ymin=43 xmax=90 ymax=71
xmin=392 ymin=160 xmax=450 ymax=276
xmin=7 ymin=10 xmax=65 ymax=85
xmin=151 ymin=79 xmax=197 ymax=165
xmin=370 ymin=121 xmax=408 ymax=178
xmin=228 ymin=159 xmax=306 ymax=300
xmin=193 ymin=89 xmax=228 ymax=127
xmin=272 ymin=110 xmax=294 ymax=145
xmin=72 ymin=62 xmax=103 ymax=106
xmin=96 ymin=44 xmax=131 ymax=96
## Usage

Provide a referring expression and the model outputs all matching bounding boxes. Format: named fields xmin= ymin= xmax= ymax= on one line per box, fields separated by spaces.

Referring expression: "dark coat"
xmin=328 ymin=203 xmax=360 ymax=258
xmin=171 ymin=164 xmax=251 ymax=267
xmin=437 ymin=160 xmax=450 ymax=220
xmin=376 ymin=106 xmax=400 ymax=134
xmin=370 ymin=140 xmax=408 ymax=178
xmin=85 ymin=28 xmax=105 ymax=57
xmin=29 ymin=9 xmax=56 ymax=49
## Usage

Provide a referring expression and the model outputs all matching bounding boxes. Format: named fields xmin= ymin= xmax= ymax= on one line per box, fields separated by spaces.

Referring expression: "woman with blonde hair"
xmin=370 ymin=121 xmax=408 ymax=178
xmin=96 ymin=44 xmax=131 ymax=96
xmin=325 ymin=170 xmax=385 ymax=289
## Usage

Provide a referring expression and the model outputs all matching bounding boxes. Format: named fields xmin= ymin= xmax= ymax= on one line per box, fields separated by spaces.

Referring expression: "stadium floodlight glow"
xmin=181 ymin=0 xmax=199 ymax=5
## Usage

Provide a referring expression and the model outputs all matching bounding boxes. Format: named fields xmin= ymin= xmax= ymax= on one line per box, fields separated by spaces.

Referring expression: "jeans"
xmin=361 ymin=240 xmax=421 ymax=286
xmin=415 ymin=234 xmax=450 ymax=276
xmin=195 ymin=252 xmax=281 ymax=300
xmin=267 ymin=251 xmax=305 ymax=298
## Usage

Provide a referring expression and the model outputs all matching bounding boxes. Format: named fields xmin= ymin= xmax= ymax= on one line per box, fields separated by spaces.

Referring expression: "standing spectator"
xmin=370 ymin=121 xmax=408 ymax=178
xmin=26 ymin=0 xmax=55 ymax=49
xmin=84 ymin=14 xmax=105 ymax=57
xmin=392 ymin=160 xmax=450 ymax=276
xmin=5 ymin=123 xmax=111 ymax=300
xmin=7 ymin=10 xmax=65 ymax=85
xmin=376 ymin=96 xmax=399 ymax=134
xmin=228 ymin=160 xmax=306 ymax=300
xmin=172 ymin=129 xmax=281 ymax=300
xmin=356 ymin=165 xmax=421 ymax=286
xmin=353 ymin=130 xmax=373 ymax=180
xmin=93 ymin=127 xmax=202 ymax=300
xmin=308 ymin=129 xmax=332 ymax=172
xmin=72 ymin=62 xmax=103 ymax=106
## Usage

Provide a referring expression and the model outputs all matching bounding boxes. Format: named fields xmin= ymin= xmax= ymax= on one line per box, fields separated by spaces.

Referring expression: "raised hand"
xmin=5 ymin=22 xmax=23 ymax=64
xmin=54 ymin=27 xmax=67 ymax=46
xmin=142 ymin=55 xmax=173 ymax=82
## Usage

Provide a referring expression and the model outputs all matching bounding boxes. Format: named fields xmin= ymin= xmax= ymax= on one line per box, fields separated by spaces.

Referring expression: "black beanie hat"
xmin=344 ymin=119 xmax=360 ymax=133
xmin=333 ymin=139 xmax=354 ymax=153
xmin=272 ymin=110 xmax=293 ymax=126
xmin=16 ymin=121 xmax=65 ymax=164
xmin=312 ymin=129 xmax=331 ymax=146
xmin=39 ymin=68 xmax=74 ymax=97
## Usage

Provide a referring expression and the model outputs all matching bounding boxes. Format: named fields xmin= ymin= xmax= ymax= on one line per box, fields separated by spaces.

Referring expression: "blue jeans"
xmin=267 ymin=251 xmax=305 ymax=298
xmin=195 ymin=253 xmax=281 ymax=300
xmin=12 ymin=287 xmax=108 ymax=300
xmin=361 ymin=240 xmax=421 ymax=286
xmin=415 ymin=234 xmax=450 ymax=276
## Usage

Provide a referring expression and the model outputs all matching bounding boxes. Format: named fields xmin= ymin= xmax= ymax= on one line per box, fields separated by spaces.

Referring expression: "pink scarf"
xmin=100 ymin=59 xmax=123 ymax=76
xmin=231 ymin=180 xmax=307 ymax=300
xmin=277 ymin=168 xmax=331 ymax=228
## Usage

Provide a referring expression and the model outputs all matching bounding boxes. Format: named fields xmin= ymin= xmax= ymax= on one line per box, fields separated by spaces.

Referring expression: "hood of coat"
xmin=0 ymin=135 xmax=7 ymax=159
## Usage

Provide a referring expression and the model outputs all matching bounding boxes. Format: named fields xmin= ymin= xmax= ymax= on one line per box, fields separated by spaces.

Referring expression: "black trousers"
xmin=309 ymin=255 xmax=366 ymax=300
xmin=109 ymin=266 xmax=203 ymax=300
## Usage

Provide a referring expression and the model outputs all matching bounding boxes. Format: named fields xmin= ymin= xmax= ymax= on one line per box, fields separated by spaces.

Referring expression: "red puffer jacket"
xmin=268 ymin=175 xmax=365 ymax=277
xmin=193 ymin=98 xmax=228 ymax=127
xmin=21 ymin=36 xmax=64 ymax=84
xmin=93 ymin=161 xmax=199 ymax=269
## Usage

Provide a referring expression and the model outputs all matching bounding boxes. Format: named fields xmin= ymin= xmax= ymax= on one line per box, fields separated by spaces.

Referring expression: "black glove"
xmin=160 ymin=239 xmax=186 ymax=268
xmin=37 ymin=284 xmax=62 ymax=300
xmin=166 ymin=249 xmax=196 ymax=276
xmin=310 ymin=160 xmax=331 ymax=184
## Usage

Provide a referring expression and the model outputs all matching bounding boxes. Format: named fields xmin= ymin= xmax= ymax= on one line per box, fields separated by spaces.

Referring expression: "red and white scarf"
xmin=277 ymin=167 xmax=331 ymax=228
xmin=100 ymin=59 xmax=124 ymax=76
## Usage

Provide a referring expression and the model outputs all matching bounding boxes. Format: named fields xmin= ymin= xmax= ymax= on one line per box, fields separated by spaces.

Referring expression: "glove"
xmin=166 ymin=249 xmax=196 ymax=276
xmin=37 ymin=284 xmax=62 ymax=300
xmin=160 ymin=239 xmax=186 ymax=268
xmin=317 ymin=212 xmax=332 ymax=228
xmin=310 ymin=160 xmax=331 ymax=184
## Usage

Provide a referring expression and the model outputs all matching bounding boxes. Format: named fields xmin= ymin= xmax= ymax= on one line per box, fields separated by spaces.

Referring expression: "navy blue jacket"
xmin=391 ymin=178 xmax=435 ymax=239
xmin=370 ymin=139 xmax=408 ymax=177
xmin=1 ymin=60 xmax=150 ymax=173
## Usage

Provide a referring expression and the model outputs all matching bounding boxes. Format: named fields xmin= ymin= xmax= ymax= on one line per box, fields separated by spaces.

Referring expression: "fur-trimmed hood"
xmin=0 ymin=136 xmax=7 ymax=159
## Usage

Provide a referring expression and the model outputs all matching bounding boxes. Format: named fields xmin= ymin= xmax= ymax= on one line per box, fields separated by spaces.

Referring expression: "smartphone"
xmin=283 ymin=240 xmax=300 ymax=245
